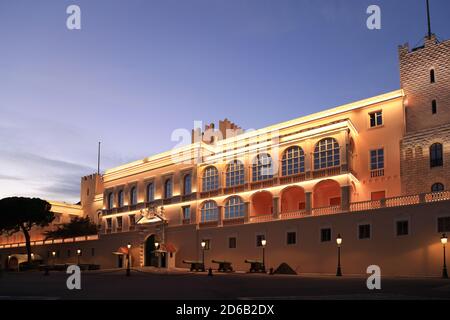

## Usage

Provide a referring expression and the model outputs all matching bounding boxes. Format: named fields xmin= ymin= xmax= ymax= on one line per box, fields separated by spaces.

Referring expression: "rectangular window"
xmin=202 ymin=239 xmax=211 ymax=250
xmin=116 ymin=217 xmax=123 ymax=231
xmin=371 ymin=191 xmax=386 ymax=201
xmin=330 ymin=197 xmax=341 ymax=206
xmin=396 ymin=220 xmax=409 ymax=236
xmin=256 ymin=234 xmax=266 ymax=247
xmin=369 ymin=111 xmax=383 ymax=128
xmin=438 ymin=217 xmax=450 ymax=233
xmin=228 ymin=237 xmax=237 ymax=249
xmin=182 ymin=206 xmax=191 ymax=221
xmin=432 ymin=100 xmax=437 ymax=114
xmin=286 ymin=232 xmax=297 ymax=245
xmin=129 ymin=214 xmax=135 ymax=226
xmin=370 ymin=149 xmax=384 ymax=170
xmin=359 ymin=224 xmax=371 ymax=239
xmin=106 ymin=218 xmax=112 ymax=230
xmin=321 ymin=228 xmax=331 ymax=242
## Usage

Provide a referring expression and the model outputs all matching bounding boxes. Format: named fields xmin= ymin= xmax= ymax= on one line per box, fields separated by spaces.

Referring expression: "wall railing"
xmin=0 ymin=234 xmax=99 ymax=249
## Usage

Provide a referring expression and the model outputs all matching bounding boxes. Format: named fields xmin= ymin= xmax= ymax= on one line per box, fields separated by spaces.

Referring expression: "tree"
xmin=44 ymin=216 xmax=98 ymax=240
xmin=0 ymin=197 xmax=54 ymax=264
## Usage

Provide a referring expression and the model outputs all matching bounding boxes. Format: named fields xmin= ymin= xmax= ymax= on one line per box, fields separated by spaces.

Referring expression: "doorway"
xmin=144 ymin=234 xmax=157 ymax=267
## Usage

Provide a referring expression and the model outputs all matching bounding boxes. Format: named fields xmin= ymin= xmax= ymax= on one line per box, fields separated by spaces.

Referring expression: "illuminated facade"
xmin=1 ymin=34 xmax=450 ymax=276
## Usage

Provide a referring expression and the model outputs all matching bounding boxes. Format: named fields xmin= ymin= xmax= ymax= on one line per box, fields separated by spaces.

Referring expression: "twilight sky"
xmin=0 ymin=0 xmax=449 ymax=203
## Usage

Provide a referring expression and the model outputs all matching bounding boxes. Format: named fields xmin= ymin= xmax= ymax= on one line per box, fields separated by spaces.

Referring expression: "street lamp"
xmin=201 ymin=241 xmax=206 ymax=271
xmin=261 ymin=239 xmax=267 ymax=273
xmin=336 ymin=234 xmax=342 ymax=277
xmin=154 ymin=241 xmax=159 ymax=250
xmin=441 ymin=234 xmax=448 ymax=279
xmin=76 ymin=249 xmax=81 ymax=265
xmin=126 ymin=243 xmax=132 ymax=277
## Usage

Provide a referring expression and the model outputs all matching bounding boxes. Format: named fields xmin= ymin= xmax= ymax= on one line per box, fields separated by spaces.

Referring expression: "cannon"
xmin=211 ymin=260 xmax=233 ymax=272
xmin=182 ymin=260 xmax=205 ymax=272
xmin=244 ymin=259 xmax=266 ymax=273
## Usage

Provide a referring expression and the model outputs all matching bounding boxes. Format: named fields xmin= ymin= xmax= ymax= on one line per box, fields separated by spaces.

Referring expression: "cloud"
xmin=0 ymin=174 xmax=23 ymax=181
xmin=0 ymin=150 xmax=95 ymax=203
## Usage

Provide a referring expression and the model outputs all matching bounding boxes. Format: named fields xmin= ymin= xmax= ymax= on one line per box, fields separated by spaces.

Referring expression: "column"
xmin=305 ymin=192 xmax=312 ymax=214
xmin=244 ymin=202 xmax=250 ymax=223
xmin=341 ymin=185 xmax=350 ymax=211
xmin=272 ymin=197 xmax=280 ymax=219
xmin=218 ymin=205 xmax=223 ymax=226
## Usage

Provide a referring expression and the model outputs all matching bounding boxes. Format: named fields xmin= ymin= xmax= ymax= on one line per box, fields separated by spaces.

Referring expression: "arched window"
xmin=224 ymin=196 xmax=245 ymax=219
xmin=183 ymin=174 xmax=192 ymax=195
xmin=430 ymin=143 xmax=443 ymax=168
xmin=130 ymin=186 xmax=137 ymax=205
xmin=430 ymin=69 xmax=435 ymax=83
xmin=282 ymin=146 xmax=305 ymax=176
xmin=107 ymin=192 xmax=114 ymax=209
xmin=226 ymin=160 xmax=245 ymax=187
xmin=202 ymin=166 xmax=219 ymax=192
xmin=164 ymin=178 xmax=172 ymax=199
xmin=252 ymin=153 xmax=273 ymax=182
xmin=146 ymin=183 xmax=154 ymax=202
xmin=314 ymin=138 xmax=340 ymax=170
xmin=200 ymin=201 xmax=218 ymax=222
xmin=432 ymin=183 xmax=444 ymax=192
xmin=118 ymin=190 xmax=124 ymax=207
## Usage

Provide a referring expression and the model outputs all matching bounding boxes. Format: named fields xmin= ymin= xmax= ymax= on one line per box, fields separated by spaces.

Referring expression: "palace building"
xmin=1 ymin=34 xmax=450 ymax=276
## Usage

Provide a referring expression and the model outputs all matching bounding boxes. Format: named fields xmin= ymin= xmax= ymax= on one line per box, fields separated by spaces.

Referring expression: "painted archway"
xmin=250 ymin=191 xmax=273 ymax=216
xmin=313 ymin=179 xmax=341 ymax=208
xmin=281 ymin=186 xmax=306 ymax=213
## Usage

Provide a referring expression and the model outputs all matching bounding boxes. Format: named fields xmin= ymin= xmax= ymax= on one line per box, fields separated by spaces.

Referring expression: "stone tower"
xmin=399 ymin=34 xmax=450 ymax=194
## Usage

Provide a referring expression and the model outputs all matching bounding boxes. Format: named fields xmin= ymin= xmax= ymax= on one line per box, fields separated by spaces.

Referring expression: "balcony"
xmin=279 ymin=210 xmax=309 ymax=219
xmin=312 ymin=166 xmax=342 ymax=179
xmin=250 ymin=178 xmax=278 ymax=190
xmin=370 ymin=169 xmax=384 ymax=178
xmin=222 ymin=217 xmax=245 ymax=226
xmin=249 ymin=214 xmax=273 ymax=223
xmin=199 ymin=220 xmax=219 ymax=228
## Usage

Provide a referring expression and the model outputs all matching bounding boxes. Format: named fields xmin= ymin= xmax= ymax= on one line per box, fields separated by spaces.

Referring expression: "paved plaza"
xmin=0 ymin=268 xmax=450 ymax=300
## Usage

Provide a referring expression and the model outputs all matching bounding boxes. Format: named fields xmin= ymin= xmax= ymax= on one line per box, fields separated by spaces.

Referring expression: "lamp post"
xmin=52 ymin=251 xmax=56 ymax=266
xmin=76 ymin=249 xmax=81 ymax=265
xmin=201 ymin=241 xmax=206 ymax=272
xmin=261 ymin=239 xmax=267 ymax=273
xmin=441 ymin=234 xmax=448 ymax=279
xmin=336 ymin=234 xmax=342 ymax=277
xmin=126 ymin=243 xmax=131 ymax=277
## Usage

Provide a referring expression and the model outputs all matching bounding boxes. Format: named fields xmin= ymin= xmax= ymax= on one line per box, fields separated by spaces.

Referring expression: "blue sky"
xmin=0 ymin=0 xmax=449 ymax=203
